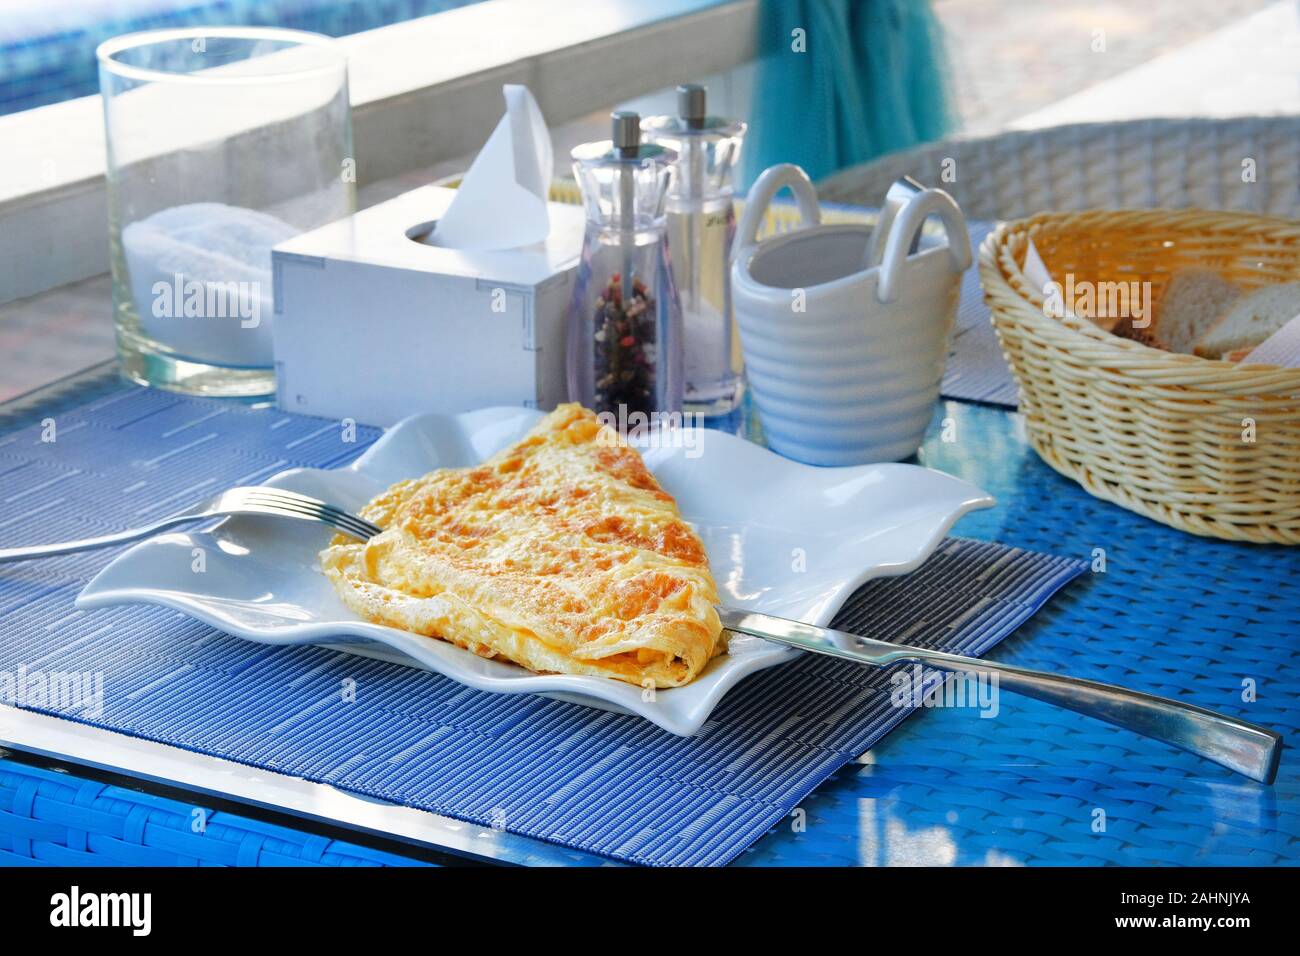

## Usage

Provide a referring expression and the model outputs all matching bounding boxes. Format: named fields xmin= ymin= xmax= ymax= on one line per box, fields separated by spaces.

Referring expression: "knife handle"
xmin=913 ymin=650 xmax=1282 ymax=784
xmin=719 ymin=607 xmax=1283 ymax=783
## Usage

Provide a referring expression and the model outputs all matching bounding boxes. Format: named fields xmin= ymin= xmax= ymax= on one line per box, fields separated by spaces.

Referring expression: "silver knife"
xmin=718 ymin=607 xmax=1283 ymax=784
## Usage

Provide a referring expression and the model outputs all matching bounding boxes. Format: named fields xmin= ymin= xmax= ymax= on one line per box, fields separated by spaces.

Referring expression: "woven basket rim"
xmin=980 ymin=208 xmax=1300 ymax=389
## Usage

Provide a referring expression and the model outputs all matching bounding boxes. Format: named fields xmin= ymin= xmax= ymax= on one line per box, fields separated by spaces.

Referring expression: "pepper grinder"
xmin=643 ymin=85 xmax=747 ymax=416
xmin=567 ymin=112 xmax=683 ymax=420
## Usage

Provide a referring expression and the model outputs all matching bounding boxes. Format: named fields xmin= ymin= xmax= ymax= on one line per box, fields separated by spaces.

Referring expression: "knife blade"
xmin=717 ymin=606 xmax=1283 ymax=784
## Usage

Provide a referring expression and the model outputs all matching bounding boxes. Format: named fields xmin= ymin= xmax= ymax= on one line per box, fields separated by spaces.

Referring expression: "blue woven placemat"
xmin=943 ymin=220 xmax=1019 ymax=408
xmin=0 ymin=385 xmax=1085 ymax=866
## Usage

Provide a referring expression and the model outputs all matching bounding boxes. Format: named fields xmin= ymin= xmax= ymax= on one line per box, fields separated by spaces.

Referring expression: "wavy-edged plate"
xmin=77 ymin=407 xmax=993 ymax=735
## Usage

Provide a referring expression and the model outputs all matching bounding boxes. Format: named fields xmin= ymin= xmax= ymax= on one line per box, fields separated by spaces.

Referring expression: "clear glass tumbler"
xmin=98 ymin=27 xmax=355 ymax=399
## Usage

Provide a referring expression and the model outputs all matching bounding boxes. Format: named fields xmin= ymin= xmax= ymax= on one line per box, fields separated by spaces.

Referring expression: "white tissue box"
xmin=271 ymin=185 xmax=585 ymax=426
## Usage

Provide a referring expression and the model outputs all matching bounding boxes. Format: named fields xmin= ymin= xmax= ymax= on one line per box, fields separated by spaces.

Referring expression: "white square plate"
xmin=77 ymin=408 xmax=993 ymax=735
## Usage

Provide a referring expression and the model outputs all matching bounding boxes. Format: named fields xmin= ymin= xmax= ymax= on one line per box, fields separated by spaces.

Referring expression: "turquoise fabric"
xmin=742 ymin=0 xmax=955 ymax=187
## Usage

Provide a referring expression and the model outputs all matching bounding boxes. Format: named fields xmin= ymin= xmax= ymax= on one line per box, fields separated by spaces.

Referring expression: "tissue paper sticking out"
xmin=1022 ymin=240 xmax=1059 ymax=308
xmin=433 ymin=85 xmax=554 ymax=250
xmin=1241 ymin=309 xmax=1300 ymax=367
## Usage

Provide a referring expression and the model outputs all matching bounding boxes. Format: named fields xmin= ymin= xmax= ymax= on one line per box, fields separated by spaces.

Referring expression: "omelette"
xmin=319 ymin=404 xmax=725 ymax=687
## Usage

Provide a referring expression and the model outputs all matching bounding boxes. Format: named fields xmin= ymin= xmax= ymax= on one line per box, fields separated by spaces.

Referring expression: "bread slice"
xmin=1194 ymin=281 xmax=1300 ymax=359
xmin=1110 ymin=313 xmax=1166 ymax=349
xmin=1153 ymin=268 xmax=1241 ymax=354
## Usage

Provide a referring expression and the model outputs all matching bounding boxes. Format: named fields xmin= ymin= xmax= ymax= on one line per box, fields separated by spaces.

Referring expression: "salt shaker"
xmin=643 ymin=85 xmax=747 ymax=415
xmin=567 ymin=112 xmax=682 ymax=420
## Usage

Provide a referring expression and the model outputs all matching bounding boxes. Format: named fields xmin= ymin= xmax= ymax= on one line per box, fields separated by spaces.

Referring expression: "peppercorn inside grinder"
xmin=643 ymin=84 xmax=747 ymax=416
xmin=567 ymin=112 xmax=683 ymax=419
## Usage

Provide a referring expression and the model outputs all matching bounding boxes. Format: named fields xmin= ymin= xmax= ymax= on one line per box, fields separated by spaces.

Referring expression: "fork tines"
xmin=228 ymin=487 xmax=381 ymax=541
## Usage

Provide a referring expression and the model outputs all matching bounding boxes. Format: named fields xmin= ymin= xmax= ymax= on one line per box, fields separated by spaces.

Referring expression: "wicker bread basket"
xmin=980 ymin=209 xmax=1300 ymax=544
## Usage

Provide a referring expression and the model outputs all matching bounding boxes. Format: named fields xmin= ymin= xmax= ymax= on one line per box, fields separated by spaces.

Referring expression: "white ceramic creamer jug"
xmin=732 ymin=164 xmax=971 ymax=465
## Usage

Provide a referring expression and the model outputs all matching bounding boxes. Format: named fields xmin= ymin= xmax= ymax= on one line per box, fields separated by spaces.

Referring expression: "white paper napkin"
xmin=1021 ymin=238 xmax=1076 ymax=318
xmin=121 ymin=202 xmax=296 ymax=366
xmin=1241 ymin=311 xmax=1300 ymax=366
xmin=433 ymin=85 xmax=553 ymax=250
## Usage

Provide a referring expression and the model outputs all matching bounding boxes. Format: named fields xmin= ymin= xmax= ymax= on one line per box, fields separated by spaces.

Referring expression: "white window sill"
xmin=0 ymin=0 xmax=758 ymax=305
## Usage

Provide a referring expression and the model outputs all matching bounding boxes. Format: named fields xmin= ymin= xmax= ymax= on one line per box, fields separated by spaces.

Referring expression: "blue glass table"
xmin=1 ymin=364 xmax=1295 ymax=866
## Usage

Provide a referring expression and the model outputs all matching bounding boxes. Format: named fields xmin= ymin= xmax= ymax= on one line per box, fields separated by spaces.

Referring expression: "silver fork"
xmin=0 ymin=486 xmax=382 ymax=562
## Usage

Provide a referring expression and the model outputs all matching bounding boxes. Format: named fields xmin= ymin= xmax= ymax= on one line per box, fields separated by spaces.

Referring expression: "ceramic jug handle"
xmin=733 ymin=164 xmax=822 ymax=266
xmin=876 ymin=188 xmax=972 ymax=304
